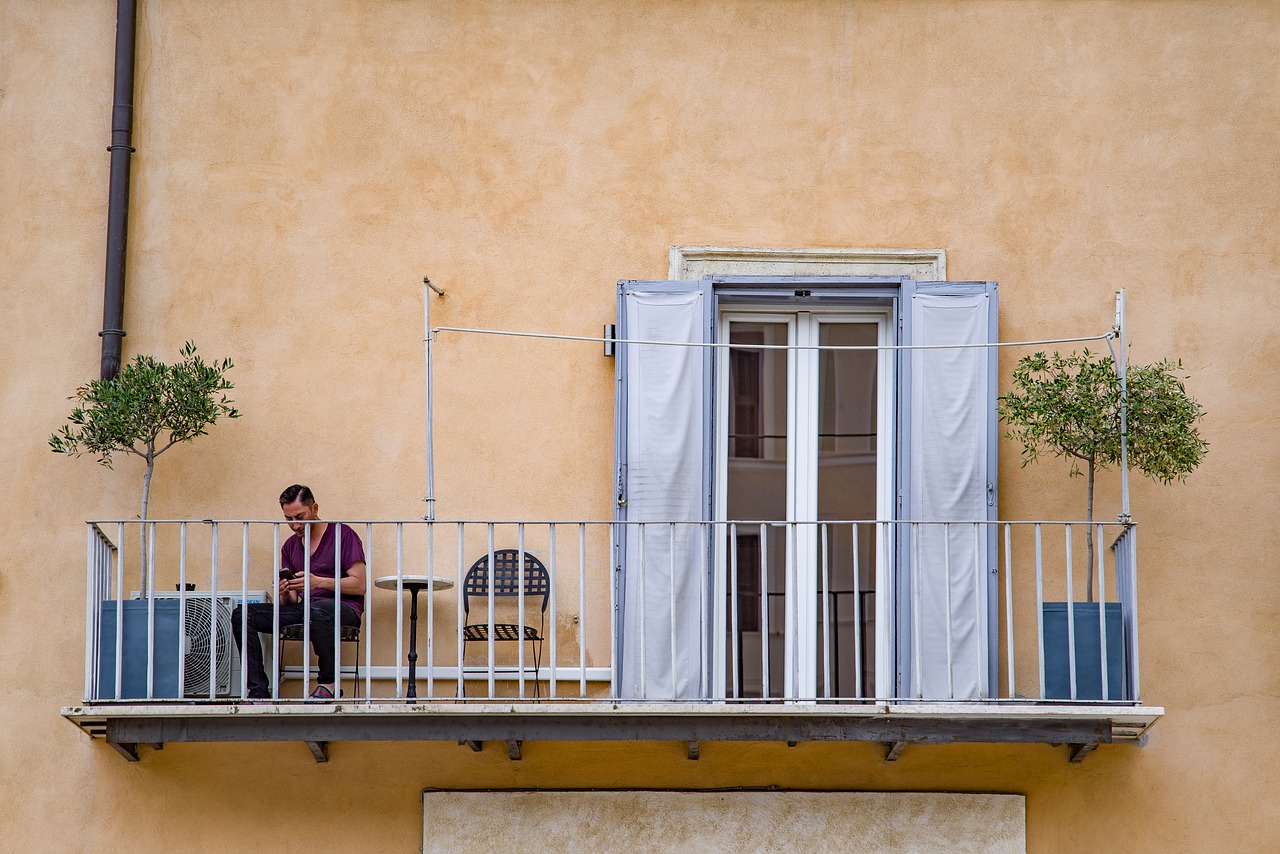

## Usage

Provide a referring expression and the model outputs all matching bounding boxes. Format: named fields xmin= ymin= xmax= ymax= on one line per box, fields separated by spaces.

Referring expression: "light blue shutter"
xmin=614 ymin=280 xmax=713 ymax=699
xmin=898 ymin=281 xmax=999 ymax=699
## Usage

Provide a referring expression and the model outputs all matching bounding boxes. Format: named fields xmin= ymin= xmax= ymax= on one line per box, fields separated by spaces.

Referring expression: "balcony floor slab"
xmin=63 ymin=700 xmax=1162 ymax=761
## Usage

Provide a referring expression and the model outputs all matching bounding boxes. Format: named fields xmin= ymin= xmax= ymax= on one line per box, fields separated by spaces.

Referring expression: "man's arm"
xmin=311 ymin=561 xmax=366 ymax=596
xmin=280 ymin=561 xmax=366 ymax=597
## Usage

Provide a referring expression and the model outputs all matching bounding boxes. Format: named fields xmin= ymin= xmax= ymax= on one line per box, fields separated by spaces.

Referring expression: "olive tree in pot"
xmin=50 ymin=341 xmax=241 ymax=594
xmin=998 ymin=349 xmax=1207 ymax=698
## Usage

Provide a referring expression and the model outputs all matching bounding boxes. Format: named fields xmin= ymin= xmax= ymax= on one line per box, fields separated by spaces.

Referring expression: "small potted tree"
xmin=52 ymin=342 xmax=240 ymax=699
xmin=51 ymin=341 xmax=241 ymax=593
xmin=999 ymin=349 xmax=1206 ymax=698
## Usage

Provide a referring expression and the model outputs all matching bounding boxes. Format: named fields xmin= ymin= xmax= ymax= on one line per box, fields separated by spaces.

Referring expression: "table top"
xmin=374 ymin=574 xmax=455 ymax=592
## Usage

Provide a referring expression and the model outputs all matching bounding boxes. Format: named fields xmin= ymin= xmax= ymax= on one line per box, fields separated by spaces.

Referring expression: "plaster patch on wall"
xmin=423 ymin=790 xmax=1024 ymax=853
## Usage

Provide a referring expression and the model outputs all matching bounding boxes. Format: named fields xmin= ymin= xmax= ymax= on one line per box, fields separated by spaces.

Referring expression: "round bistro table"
xmin=374 ymin=575 xmax=454 ymax=701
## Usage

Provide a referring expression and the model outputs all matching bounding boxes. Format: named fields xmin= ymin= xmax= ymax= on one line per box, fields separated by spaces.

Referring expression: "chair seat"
xmin=280 ymin=623 xmax=360 ymax=642
xmin=463 ymin=623 xmax=540 ymax=643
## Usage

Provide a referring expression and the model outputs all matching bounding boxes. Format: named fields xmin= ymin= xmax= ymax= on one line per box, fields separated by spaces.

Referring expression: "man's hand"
xmin=277 ymin=572 xmax=298 ymax=604
xmin=280 ymin=572 xmax=334 ymax=599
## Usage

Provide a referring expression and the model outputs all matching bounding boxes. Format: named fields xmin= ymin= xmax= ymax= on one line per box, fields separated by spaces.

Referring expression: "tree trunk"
xmin=1085 ymin=459 xmax=1095 ymax=603
xmin=138 ymin=454 xmax=153 ymax=596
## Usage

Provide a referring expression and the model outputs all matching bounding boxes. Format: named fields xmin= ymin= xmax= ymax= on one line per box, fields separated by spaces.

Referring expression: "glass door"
xmin=813 ymin=320 xmax=879 ymax=699
xmin=721 ymin=318 xmax=790 ymax=698
xmin=717 ymin=309 xmax=890 ymax=700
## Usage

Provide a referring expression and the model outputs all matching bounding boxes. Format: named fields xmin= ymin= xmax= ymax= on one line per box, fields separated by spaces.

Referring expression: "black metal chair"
xmin=279 ymin=622 xmax=361 ymax=697
xmin=462 ymin=549 xmax=550 ymax=697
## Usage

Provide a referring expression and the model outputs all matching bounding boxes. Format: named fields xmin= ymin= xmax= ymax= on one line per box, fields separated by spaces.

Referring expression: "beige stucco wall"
xmin=3 ymin=0 xmax=1279 ymax=850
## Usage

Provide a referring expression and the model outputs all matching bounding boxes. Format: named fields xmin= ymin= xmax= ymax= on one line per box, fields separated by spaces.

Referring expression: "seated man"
xmin=232 ymin=484 xmax=366 ymax=700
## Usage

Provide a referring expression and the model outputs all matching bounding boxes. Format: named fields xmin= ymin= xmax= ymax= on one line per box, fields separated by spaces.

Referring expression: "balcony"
xmin=63 ymin=519 xmax=1162 ymax=763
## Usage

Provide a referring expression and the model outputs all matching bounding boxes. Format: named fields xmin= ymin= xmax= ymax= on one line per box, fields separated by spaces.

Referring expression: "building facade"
xmin=4 ymin=1 xmax=1278 ymax=850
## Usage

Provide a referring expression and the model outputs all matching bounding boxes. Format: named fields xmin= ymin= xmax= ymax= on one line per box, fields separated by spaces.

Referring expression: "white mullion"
xmin=783 ymin=314 xmax=800 ymax=699
xmin=792 ymin=313 xmax=819 ymax=699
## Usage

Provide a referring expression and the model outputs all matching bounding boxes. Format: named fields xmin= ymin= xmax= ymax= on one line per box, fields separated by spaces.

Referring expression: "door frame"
xmin=711 ymin=304 xmax=895 ymax=699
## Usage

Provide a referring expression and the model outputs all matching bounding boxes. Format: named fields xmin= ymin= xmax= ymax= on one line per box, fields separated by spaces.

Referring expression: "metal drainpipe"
xmin=100 ymin=0 xmax=138 ymax=380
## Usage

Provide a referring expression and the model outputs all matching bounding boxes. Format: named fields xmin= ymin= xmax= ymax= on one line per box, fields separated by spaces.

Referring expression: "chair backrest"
xmin=462 ymin=549 xmax=550 ymax=617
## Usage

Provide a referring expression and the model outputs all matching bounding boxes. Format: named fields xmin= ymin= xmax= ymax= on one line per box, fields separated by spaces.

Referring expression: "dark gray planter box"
xmin=97 ymin=599 xmax=182 ymax=700
xmin=1042 ymin=601 xmax=1126 ymax=701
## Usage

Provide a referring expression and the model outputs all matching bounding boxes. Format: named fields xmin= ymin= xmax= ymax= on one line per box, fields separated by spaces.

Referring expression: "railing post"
xmin=113 ymin=522 xmax=124 ymax=700
xmin=396 ymin=522 xmax=405 ymax=699
xmin=367 ymin=522 xmax=375 ymax=701
xmin=1064 ymin=525 xmax=1077 ymax=702
xmin=455 ymin=523 xmax=465 ymax=699
xmin=851 ymin=523 xmax=861 ymax=700
xmin=699 ymin=522 xmax=708 ymax=700
xmin=180 ymin=522 xmax=190 ymax=698
xmin=486 ymin=525 xmax=496 ymax=699
xmin=668 ymin=523 xmax=676 ymax=700
xmin=548 ymin=523 xmax=558 ymax=700
xmin=1097 ymin=523 xmax=1109 ymax=701
xmin=301 ymin=523 xmax=310 ymax=697
xmin=1003 ymin=524 xmax=1014 ymax=701
xmin=758 ymin=523 xmax=769 ymax=699
xmin=578 ymin=523 xmax=587 ymax=699
xmin=518 ymin=524 xmax=527 ymax=699
xmin=333 ymin=522 xmax=342 ymax=699
xmin=421 ymin=521 xmax=430 ymax=701
xmin=820 ymin=523 xmax=831 ymax=699
xmin=1128 ymin=526 xmax=1140 ymax=700
xmin=84 ymin=524 xmax=96 ymax=702
xmin=1034 ymin=523 xmax=1045 ymax=700
xmin=784 ymin=521 xmax=796 ymax=699
xmin=608 ymin=522 xmax=616 ymax=700
xmin=729 ymin=522 xmax=739 ymax=700
xmin=637 ymin=522 xmax=646 ymax=699
xmin=240 ymin=522 xmax=250 ymax=701
xmin=910 ymin=523 xmax=922 ymax=700
xmin=943 ymin=523 xmax=954 ymax=700
xmin=207 ymin=521 xmax=217 ymax=700
xmin=145 ymin=522 xmax=156 ymax=699
xmin=271 ymin=523 xmax=281 ymax=701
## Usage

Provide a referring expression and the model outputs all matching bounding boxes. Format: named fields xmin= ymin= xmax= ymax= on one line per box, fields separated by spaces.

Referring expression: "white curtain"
xmin=909 ymin=292 xmax=991 ymax=699
xmin=618 ymin=289 xmax=707 ymax=699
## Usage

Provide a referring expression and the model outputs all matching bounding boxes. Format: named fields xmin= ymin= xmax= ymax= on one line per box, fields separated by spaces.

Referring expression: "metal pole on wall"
xmin=1112 ymin=289 xmax=1131 ymax=523
xmin=423 ymin=276 xmax=446 ymax=520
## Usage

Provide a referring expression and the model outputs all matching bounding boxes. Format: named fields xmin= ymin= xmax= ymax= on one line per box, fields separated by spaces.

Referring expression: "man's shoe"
xmin=309 ymin=685 xmax=342 ymax=700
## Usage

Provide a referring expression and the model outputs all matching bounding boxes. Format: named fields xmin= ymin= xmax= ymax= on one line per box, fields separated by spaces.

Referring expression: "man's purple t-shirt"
xmin=281 ymin=522 xmax=365 ymax=617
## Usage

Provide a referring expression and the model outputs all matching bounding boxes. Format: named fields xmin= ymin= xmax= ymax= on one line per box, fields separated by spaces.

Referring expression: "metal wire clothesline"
xmin=422 ymin=279 xmax=1131 ymax=525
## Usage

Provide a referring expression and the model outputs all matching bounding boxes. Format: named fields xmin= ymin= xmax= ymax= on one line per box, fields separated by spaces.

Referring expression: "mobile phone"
xmin=279 ymin=568 xmax=297 ymax=580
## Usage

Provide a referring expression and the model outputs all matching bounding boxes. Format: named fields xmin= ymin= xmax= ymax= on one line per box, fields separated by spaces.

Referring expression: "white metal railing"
xmin=81 ymin=519 xmax=1140 ymax=705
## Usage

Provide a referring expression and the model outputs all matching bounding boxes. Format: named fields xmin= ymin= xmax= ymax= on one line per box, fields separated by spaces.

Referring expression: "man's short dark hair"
xmin=280 ymin=484 xmax=315 ymax=506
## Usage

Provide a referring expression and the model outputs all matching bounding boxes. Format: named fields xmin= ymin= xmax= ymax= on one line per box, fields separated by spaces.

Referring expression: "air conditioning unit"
xmin=103 ymin=590 xmax=272 ymax=698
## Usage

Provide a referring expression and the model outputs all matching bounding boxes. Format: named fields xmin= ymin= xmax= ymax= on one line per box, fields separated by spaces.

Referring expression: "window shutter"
xmin=898 ymin=281 xmax=999 ymax=699
xmin=614 ymin=280 xmax=713 ymax=699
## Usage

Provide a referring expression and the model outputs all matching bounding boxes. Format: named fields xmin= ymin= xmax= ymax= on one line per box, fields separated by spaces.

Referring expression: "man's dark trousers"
xmin=231 ymin=601 xmax=361 ymax=698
